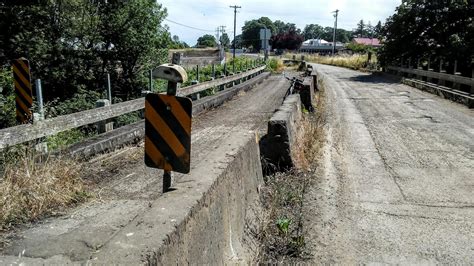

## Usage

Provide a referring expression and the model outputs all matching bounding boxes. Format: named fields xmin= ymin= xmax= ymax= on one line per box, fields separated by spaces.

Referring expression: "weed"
xmin=0 ymin=152 xmax=88 ymax=232
xmin=259 ymin=86 xmax=327 ymax=263
xmin=276 ymin=217 xmax=292 ymax=235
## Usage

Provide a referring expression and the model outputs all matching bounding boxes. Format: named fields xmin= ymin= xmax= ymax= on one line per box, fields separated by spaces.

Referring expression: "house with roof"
xmin=299 ymin=38 xmax=344 ymax=54
xmin=352 ymin=38 xmax=381 ymax=48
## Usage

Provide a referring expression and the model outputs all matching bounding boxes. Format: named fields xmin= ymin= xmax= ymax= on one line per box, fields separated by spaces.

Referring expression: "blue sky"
xmin=159 ymin=0 xmax=401 ymax=45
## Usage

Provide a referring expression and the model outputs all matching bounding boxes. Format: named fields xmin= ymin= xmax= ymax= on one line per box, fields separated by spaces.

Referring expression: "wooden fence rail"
xmin=0 ymin=65 xmax=266 ymax=149
xmin=386 ymin=66 xmax=474 ymax=88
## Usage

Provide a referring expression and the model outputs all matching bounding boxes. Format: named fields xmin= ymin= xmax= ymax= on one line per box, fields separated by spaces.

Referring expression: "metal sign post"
xmin=259 ymin=28 xmax=271 ymax=61
xmin=146 ymin=63 xmax=191 ymax=193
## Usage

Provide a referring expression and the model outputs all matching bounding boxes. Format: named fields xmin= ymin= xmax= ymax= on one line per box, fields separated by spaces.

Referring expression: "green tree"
xmin=170 ymin=35 xmax=189 ymax=49
xmin=303 ymin=24 xmax=324 ymax=40
xmin=379 ymin=0 xmax=473 ymax=73
xmin=220 ymin=33 xmax=230 ymax=49
xmin=354 ymin=19 xmax=366 ymax=37
xmin=231 ymin=34 xmax=242 ymax=49
xmin=320 ymin=27 xmax=351 ymax=43
xmin=374 ymin=21 xmax=383 ymax=38
xmin=366 ymin=21 xmax=374 ymax=38
xmin=98 ymin=0 xmax=170 ymax=99
xmin=196 ymin=34 xmax=217 ymax=47
xmin=241 ymin=17 xmax=275 ymax=51
xmin=0 ymin=0 xmax=170 ymax=102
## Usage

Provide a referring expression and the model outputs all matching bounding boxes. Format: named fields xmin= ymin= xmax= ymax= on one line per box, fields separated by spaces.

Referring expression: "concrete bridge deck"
xmin=305 ymin=64 xmax=473 ymax=264
xmin=0 ymin=74 xmax=289 ymax=264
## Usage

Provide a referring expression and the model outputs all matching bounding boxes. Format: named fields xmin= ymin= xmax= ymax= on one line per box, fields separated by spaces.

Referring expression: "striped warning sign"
xmin=145 ymin=94 xmax=192 ymax=174
xmin=12 ymin=58 xmax=33 ymax=123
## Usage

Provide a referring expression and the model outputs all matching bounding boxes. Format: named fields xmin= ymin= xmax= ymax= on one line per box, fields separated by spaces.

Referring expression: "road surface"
xmin=305 ymin=64 xmax=473 ymax=264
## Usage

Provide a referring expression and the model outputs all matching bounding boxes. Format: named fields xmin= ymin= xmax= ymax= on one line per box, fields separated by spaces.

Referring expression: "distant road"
xmin=305 ymin=64 xmax=473 ymax=264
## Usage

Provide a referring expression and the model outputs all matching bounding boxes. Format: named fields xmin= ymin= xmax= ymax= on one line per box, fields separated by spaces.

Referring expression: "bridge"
xmin=0 ymin=59 xmax=473 ymax=264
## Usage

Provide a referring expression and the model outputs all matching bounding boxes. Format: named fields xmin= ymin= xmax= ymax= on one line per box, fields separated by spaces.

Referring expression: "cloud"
xmin=159 ymin=0 xmax=401 ymax=45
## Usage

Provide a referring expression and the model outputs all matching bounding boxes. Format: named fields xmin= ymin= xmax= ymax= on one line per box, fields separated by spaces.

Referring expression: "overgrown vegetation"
xmin=0 ymin=152 xmax=88 ymax=232
xmin=378 ymin=0 xmax=473 ymax=74
xmin=260 ymin=88 xmax=326 ymax=263
xmin=0 ymin=1 xmax=173 ymax=129
xmin=266 ymin=58 xmax=284 ymax=73
xmin=286 ymin=53 xmax=377 ymax=71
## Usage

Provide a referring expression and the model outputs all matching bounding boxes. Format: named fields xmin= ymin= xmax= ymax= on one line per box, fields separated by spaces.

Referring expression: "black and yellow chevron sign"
xmin=145 ymin=94 xmax=192 ymax=174
xmin=12 ymin=58 xmax=33 ymax=123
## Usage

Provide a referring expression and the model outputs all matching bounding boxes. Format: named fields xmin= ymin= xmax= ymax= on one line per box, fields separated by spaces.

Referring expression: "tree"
xmin=231 ymin=34 xmax=242 ymax=49
xmin=98 ymin=0 xmax=171 ymax=99
xmin=366 ymin=21 xmax=374 ymax=38
xmin=0 ymin=0 xmax=170 ymax=101
xmin=319 ymin=27 xmax=351 ymax=43
xmin=378 ymin=0 xmax=473 ymax=73
xmin=196 ymin=34 xmax=217 ymax=48
xmin=303 ymin=24 xmax=324 ymax=40
xmin=374 ymin=21 xmax=383 ymax=38
xmin=354 ymin=19 xmax=366 ymax=37
xmin=170 ymin=35 xmax=189 ymax=49
xmin=241 ymin=17 xmax=275 ymax=51
xmin=219 ymin=33 xmax=230 ymax=49
xmin=270 ymin=29 xmax=304 ymax=50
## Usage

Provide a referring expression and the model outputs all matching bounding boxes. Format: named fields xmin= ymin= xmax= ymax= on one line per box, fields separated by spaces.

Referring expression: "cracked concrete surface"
xmin=0 ymin=74 xmax=289 ymax=264
xmin=305 ymin=64 xmax=473 ymax=264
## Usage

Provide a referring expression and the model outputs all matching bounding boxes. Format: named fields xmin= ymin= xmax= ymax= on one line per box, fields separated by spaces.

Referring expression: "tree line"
xmin=195 ymin=17 xmax=383 ymax=52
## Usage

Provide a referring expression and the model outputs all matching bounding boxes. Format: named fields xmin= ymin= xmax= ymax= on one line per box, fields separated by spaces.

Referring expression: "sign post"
xmin=260 ymin=28 xmax=271 ymax=61
xmin=12 ymin=58 xmax=33 ymax=123
xmin=145 ymin=63 xmax=191 ymax=192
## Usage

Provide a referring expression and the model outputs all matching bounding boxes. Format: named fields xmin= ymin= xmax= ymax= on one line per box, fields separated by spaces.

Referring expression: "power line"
xmin=164 ymin=18 xmax=214 ymax=32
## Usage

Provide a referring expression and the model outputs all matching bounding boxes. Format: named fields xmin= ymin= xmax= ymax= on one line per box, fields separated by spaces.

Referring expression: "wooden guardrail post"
xmin=453 ymin=60 xmax=461 ymax=90
xmin=438 ymin=58 xmax=446 ymax=86
xmin=471 ymin=55 xmax=474 ymax=95
xmin=96 ymin=99 xmax=113 ymax=133
xmin=427 ymin=58 xmax=433 ymax=82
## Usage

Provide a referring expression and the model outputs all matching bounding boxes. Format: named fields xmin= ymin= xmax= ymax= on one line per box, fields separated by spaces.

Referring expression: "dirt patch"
xmin=259 ymin=88 xmax=327 ymax=263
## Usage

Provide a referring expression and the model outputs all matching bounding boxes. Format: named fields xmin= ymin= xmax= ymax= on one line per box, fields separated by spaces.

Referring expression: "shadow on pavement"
xmin=346 ymin=73 xmax=402 ymax=84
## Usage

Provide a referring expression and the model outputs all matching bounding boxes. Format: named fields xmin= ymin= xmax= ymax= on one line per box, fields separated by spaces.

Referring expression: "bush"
xmin=266 ymin=58 xmax=284 ymax=73
xmin=0 ymin=67 xmax=15 ymax=129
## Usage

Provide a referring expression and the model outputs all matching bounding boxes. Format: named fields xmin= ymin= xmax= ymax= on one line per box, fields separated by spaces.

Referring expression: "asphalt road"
xmin=305 ymin=64 xmax=473 ymax=264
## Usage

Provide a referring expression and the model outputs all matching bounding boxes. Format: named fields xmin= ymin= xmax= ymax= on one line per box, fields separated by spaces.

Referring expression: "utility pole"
xmin=332 ymin=9 xmax=339 ymax=56
xmin=217 ymin=25 xmax=226 ymax=45
xmin=230 ymin=5 xmax=241 ymax=73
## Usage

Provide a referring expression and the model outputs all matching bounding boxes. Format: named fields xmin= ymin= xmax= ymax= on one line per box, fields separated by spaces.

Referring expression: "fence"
xmin=0 ymin=65 xmax=266 ymax=150
xmin=386 ymin=57 xmax=474 ymax=107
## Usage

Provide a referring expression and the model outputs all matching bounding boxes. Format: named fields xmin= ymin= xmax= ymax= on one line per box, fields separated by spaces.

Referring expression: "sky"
xmin=159 ymin=0 xmax=402 ymax=45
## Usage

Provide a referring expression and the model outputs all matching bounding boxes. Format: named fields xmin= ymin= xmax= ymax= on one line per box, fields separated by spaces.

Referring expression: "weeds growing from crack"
xmin=259 ymin=89 xmax=327 ymax=263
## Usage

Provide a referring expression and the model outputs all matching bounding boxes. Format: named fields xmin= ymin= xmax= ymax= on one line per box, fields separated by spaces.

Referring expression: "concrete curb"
xmin=260 ymin=94 xmax=302 ymax=171
xmin=65 ymin=72 xmax=271 ymax=159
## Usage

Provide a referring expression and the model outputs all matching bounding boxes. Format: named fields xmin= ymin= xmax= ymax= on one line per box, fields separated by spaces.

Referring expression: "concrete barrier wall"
xmin=87 ymin=129 xmax=265 ymax=264
xmin=260 ymin=94 xmax=302 ymax=170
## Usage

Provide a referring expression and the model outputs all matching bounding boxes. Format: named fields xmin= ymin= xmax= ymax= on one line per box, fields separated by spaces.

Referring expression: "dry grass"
xmin=259 ymin=88 xmax=327 ymax=263
xmin=0 ymin=154 xmax=88 ymax=232
xmin=286 ymin=52 xmax=374 ymax=71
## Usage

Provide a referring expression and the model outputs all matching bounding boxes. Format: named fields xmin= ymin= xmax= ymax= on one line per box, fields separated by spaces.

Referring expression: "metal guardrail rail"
xmin=0 ymin=65 xmax=266 ymax=149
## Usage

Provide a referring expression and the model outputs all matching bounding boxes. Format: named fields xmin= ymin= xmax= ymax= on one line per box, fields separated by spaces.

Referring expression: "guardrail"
xmin=386 ymin=66 xmax=474 ymax=89
xmin=0 ymin=65 xmax=266 ymax=149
